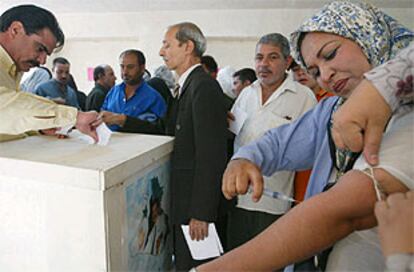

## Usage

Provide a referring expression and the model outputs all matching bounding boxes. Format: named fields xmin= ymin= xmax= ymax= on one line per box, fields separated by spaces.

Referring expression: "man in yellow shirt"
xmin=0 ymin=4 xmax=100 ymax=142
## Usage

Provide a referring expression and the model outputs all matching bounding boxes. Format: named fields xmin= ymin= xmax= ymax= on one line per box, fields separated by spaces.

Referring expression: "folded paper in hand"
xmin=181 ymin=223 xmax=223 ymax=260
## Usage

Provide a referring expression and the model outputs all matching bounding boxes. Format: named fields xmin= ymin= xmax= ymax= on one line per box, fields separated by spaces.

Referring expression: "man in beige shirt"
xmin=0 ymin=4 xmax=100 ymax=142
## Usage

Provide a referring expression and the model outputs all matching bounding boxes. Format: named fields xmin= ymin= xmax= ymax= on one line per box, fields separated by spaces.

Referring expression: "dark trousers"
xmin=227 ymin=207 xmax=282 ymax=250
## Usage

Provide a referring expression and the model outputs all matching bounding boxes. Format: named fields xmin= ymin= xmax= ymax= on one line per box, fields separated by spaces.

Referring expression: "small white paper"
xmin=95 ymin=123 xmax=112 ymax=146
xmin=181 ymin=223 xmax=223 ymax=260
xmin=229 ymin=106 xmax=248 ymax=135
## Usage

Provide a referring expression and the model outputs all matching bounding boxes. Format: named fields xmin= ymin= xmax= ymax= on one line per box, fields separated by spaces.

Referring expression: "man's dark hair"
xmin=52 ymin=57 xmax=70 ymax=69
xmin=0 ymin=4 xmax=65 ymax=50
xmin=201 ymin=55 xmax=218 ymax=73
xmin=93 ymin=65 xmax=106 ymax=81
xmin=233 ymin=68 xmax=257 ymax=83
xmin=119 ymin=49 xmax=146 ymax=65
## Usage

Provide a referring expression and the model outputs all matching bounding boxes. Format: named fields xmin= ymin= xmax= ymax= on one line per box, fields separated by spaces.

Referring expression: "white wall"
xmin=45 ymin=7 xmax=414 ymax=93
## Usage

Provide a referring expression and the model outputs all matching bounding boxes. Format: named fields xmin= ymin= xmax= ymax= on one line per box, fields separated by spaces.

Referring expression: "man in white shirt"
xmin=228 ymin=33 xmax=317 ymax=250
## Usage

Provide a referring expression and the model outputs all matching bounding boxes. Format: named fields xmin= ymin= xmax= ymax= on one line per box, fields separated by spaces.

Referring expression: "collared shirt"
xmin=102 ymin=81 xmax=166 ymax=131
xmin=0 ymin=45 xmax=77 ymax=142
xmin=35 ymin=79 xmax=80 ymax=109
xmin=231 ymin=74 xmax=317 ymax=214
xmin=177 ymin=64 xmax=201 ymax=97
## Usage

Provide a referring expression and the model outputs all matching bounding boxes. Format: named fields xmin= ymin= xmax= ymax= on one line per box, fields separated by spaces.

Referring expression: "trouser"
xmin=227 ymin=207 xmax=282 ymax=250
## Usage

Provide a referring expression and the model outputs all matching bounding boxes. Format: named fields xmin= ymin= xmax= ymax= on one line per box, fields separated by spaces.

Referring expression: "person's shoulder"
xmin=237 ymin=81 xmax=257 ymax=100
xmin=36 ymin=79 xmax=53 ymax=88
xmin=187 ymin=66 xmax=212 ymax=82
xmin=67 ymin=85 xmax=77 ymax=94
xmin=107 ymin=83 xmax=121 ymax=95
xmin=88 ymin=86 xmax=99 ymax=96
xmin=286 ymin=76 xmax=315 ymax=99
xmin=143 ymin=81 xmax=165 ymax=100
xmin=314 ymin=95 xmax=339 ymax=114
xmin=191 ymin=71 xmax=221 ymax=93
xmin=321 ymin=95 xmax=339 ymax=104
xmin=294 ymin=82 xmax=314 ymax=95
xmin=34 ymin=79 xmax=53 ymax=92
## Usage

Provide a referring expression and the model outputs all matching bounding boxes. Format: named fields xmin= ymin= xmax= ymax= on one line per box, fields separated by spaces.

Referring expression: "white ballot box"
xmin=0 ymin=132 xmax=174 ymax=272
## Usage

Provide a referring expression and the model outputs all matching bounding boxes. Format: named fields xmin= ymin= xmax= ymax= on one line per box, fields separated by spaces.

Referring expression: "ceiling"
xmin=1 ymin=0 xmax=413 ymax=14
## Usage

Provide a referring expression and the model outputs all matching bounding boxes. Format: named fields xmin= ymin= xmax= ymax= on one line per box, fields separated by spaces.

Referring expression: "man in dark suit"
xmin=117 ymin=22 xmax=228 ymax=270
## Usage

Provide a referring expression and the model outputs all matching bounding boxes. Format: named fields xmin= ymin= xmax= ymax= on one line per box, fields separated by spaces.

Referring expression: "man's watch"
xmin=189 ymin=267 xmax=198 ymax=272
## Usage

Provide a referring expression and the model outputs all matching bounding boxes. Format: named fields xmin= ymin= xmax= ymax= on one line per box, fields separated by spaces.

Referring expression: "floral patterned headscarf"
xmin=290 ymin=1 xmax=414 ymax=68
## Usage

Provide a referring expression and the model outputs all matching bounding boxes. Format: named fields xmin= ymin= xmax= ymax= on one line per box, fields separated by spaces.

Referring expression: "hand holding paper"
xmin=181 ymin=223 xmax=223 ymax=260
xmin=68 ymin=123 xmax=112 ymax=146
xmin=189 ymin=218 xmax=209 ymax=241
xmin=229 ymin=106 xmax=248 ymax=135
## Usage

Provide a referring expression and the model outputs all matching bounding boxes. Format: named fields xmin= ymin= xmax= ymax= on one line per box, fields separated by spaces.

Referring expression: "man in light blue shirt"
xmin=101 ymin=49 xmax=166 ymax=131
xmin=35 ymin=57 xmax=80 ymax=109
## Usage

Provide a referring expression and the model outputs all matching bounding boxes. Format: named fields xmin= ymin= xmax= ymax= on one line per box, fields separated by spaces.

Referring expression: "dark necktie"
xmin=173 ymin=84 xmax=180 ymax=98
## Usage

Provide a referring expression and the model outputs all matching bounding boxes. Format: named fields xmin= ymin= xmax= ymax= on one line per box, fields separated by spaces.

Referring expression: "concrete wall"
xmin=44 ymin=7 xmax=414 ymax=93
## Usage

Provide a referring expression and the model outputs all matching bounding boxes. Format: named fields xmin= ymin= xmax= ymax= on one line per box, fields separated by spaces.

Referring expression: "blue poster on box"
xmin=125 ymin=160 xmax=172 ymax=271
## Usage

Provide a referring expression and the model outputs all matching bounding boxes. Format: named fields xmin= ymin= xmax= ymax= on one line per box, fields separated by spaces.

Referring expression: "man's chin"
xmin=123 ymin=79 xmax=139 ymax=85
xmin=22 ymin=62 xmax=40 ymax=72
xmin=19 ymin=65 xmax=32 ymax=72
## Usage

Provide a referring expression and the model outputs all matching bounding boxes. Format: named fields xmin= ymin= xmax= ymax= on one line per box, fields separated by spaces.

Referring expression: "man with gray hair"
xmin=124 ymin=22 xmax=228 ymax=270
xmin=227 ymin=33 xmax=316 ymax=250
xmin=160 ymin=22 xmax=229 ymax=271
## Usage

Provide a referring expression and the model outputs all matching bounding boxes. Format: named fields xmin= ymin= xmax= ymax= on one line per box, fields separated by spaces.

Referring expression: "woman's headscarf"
xmin=290 ymin=1 xmax=414 ymax=68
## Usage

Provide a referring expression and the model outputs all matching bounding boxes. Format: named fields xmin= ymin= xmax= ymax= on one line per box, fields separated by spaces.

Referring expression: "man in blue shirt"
xmin=101 ymin=49 xmax=166 ymax=131
xmin=35 ymin=57 xmax=80 ymax=109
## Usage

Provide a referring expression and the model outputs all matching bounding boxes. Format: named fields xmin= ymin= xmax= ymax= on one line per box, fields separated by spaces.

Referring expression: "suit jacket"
xmin=121 ymin=66 xmax=228 ymax=224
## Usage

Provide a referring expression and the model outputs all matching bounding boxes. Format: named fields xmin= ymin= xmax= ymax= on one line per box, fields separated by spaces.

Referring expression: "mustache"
xmin=28 ymin=60 xmax=40 ymax=67
xmin=258 ymin=68 xmax=272 ymax=74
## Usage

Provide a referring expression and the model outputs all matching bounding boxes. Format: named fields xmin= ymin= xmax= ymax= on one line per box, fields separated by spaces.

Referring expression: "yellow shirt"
xmin=0 ymin=45 xmax=77 ymax=142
